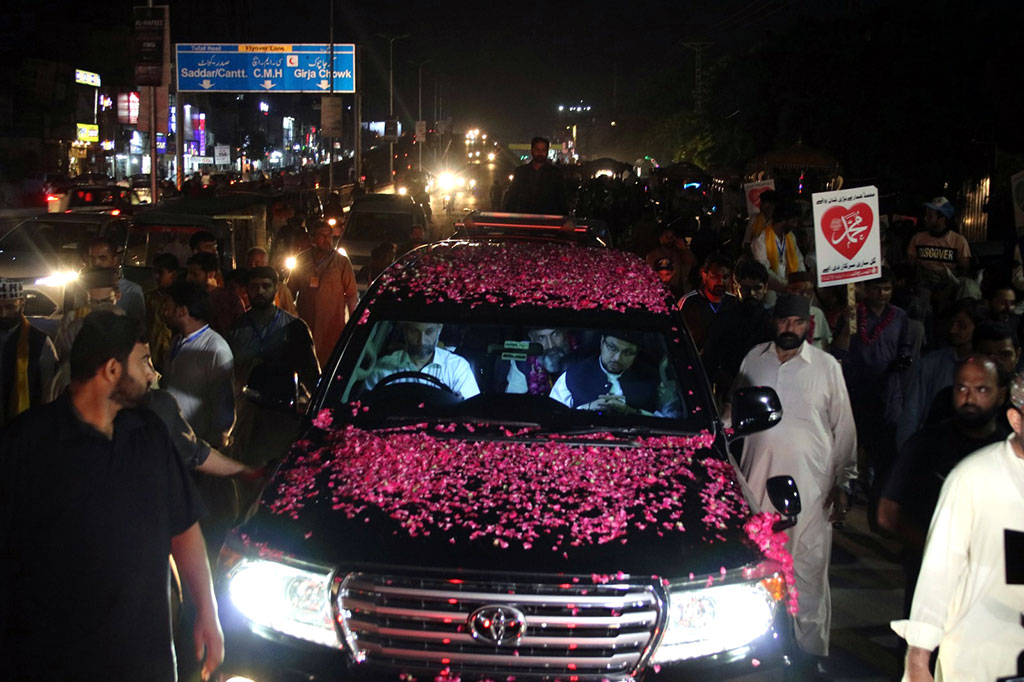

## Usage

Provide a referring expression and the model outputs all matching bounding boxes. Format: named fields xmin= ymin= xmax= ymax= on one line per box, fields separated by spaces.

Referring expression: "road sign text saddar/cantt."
xmin=176 ymin=44 xmax=355 ymax=93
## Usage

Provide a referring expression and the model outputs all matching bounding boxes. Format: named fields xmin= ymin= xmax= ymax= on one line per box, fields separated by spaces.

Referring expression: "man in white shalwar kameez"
xmin=890 ymin=372 xmax=1024 ymax=682
xmin=732 ymin=293 xmax=857 ymax=665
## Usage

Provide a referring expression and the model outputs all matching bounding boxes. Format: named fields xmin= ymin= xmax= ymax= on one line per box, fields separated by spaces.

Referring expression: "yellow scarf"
xmin=765 ymin=227 xmax=799 ymax=275
xmin=8 ymin=315 xmax=31 ymax=420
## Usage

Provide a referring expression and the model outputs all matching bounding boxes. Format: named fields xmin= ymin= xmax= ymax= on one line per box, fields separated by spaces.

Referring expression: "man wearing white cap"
xmin=730 ymin=292 xmax=857 ymax=675
xmin=0 ymin=278 xmax=57 ymax=426
xmin=891 ymin=370 xmax=1024 ymax=681
xmin=906 ymin=197 xmax=970 ymax=282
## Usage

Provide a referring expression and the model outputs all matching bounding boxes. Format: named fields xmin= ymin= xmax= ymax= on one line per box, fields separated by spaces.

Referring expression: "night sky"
xmin=4 ymin=0 xmax=1023 ymax=195
xmin=1 ymin=0 xmax=851 ymax=138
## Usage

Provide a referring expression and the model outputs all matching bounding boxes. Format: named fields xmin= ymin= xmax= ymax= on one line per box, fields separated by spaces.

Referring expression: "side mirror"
xmin=243 ymin=364 xmax=298 ymax=413
xmin=729 ymin=386 xmax=783 ymax=439
xmin=766 ymin=475 xmax=802 ymax=532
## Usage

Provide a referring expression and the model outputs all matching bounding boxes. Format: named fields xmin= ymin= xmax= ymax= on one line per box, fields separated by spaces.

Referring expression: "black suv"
xmin=217 ymin=235 xmax=798 ymax=681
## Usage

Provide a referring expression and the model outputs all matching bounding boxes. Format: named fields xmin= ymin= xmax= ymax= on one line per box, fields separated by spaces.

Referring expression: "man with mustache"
xmin=0 ymin=311 xmax=223 ymax=681
xmin=550 ymin=332 xmax=662 ymax=415
xmin=227 ymin=266 xmax=320 ymax=467
xmin=891 ymin=366 xmax=1024 ymax=681
xmin=878 ymin=356 xmax=1008 ymax=616
xmin=502 ymin=136 xmax=568 ymax=216
xmin=365 ymin=321 xmax=480 ymax=399
xmin=730 ymin=293 xmax=857 ymax=676
xmin=677 ymin=252 xmax=736 ymax=352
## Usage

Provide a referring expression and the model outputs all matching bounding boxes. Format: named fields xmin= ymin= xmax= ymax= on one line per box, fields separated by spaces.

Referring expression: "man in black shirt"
xmin=701 ymin=260 xmax=773 ymax=403
xmin=677 ymin=252 xmax=737 ymax=352
xmin=503 ymin=136 xmax=568 ymax=215
xmin=0 ymin=311 xmax=223 ymax=681
xmin=878 ymin=355 xmax=1008 ymax=615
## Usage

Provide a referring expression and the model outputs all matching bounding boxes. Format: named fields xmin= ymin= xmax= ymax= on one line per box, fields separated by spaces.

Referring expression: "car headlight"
xmin=223 ymin=554 xmax=339 ymax=648
xmin=652 ymin=564 xmax=785 ymax=663
xmin=35 ymin=270 xmax=79 ymax=287
xmin=397 ymin=186 xmax=408 ymax=196
xmin=438 ymin=172 xmax=456 ymax=192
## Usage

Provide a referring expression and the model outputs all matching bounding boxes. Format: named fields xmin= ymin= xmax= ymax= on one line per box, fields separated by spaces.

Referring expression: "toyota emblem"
xmin=467 ymin=605 xmax=526 ymax=645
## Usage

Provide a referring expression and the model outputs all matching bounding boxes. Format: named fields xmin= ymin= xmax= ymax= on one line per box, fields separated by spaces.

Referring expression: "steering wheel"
xmin=373 ymin=370 xmax=457 ymax=395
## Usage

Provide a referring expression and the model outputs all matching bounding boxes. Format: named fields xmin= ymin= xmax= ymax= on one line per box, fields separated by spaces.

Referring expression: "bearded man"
xmin=729 ymin=293 xmax=858 ymax=675
xmin=878 ymin=355 xmax=1008 ymax=617
xmin=0 ymin=311 xmax=223 ymax=681
xmin=227 ymin=266 xmax=319 ymax=467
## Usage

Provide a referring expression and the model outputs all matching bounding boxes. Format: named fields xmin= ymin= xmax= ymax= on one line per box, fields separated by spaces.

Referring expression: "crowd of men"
xmin=1 ymin=146 xmax=1022 ymax=681
xmin=643 ymin=189 xmax=1023 ymax=680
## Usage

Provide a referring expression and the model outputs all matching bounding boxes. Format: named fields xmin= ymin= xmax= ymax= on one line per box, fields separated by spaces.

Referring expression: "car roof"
xmin=17 ymin=212 xmax=123 ymax=225
xmin=452 ymin=212 xmax=606 ymax=246
xmin=70 ymin=185 xmax=123 ymax=192
xmin=371 ymin=240 xmax=670 ymax=316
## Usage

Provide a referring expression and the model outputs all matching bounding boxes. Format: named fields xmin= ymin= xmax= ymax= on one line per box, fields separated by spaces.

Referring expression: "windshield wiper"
xmin=548 ymin=424 xmax=699 ymax=438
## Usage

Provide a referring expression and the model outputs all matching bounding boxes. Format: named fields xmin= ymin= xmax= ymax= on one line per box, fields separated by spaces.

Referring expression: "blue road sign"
xmin=176 ymin=44 xmax=355 ymax=93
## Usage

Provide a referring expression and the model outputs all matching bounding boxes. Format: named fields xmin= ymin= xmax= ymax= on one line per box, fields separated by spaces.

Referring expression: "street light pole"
xmin=377 ymin=33 xmax=409 ymax=185
xmin=415 ymin=59 xmax=431 ymax=172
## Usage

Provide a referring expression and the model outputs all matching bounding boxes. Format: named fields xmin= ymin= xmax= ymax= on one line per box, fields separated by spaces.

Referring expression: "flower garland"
xmin=857 ymin=303 xmax=896 ymax=345
xmin=743 ymin=512 xmax=799 ymax=615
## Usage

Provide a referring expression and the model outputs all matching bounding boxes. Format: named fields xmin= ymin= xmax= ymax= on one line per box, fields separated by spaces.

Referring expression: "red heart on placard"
xmin=748 ymin=186 xmax=771 ymax=209
xmin=820 ymin=203 xmax=874 ymax=260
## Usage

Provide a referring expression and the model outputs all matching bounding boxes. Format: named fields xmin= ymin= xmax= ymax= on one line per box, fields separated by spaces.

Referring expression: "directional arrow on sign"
xmin=317 ymin=80 xmax=330 ymax=90
xmin=199 ymin=79 xmax=214 ymax=89
xmin=260 ymin=80 xmax=276 ymax=90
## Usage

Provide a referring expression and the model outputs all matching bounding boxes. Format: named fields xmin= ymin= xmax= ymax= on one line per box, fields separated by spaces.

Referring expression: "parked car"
xmin=72 ymin=172 xmax=114 ymax=185
xmin=216 ymin=235 xmax=800 ymax=681
xmin=338 ymin=194 xmax=429 ymax=276
xmin=0 ymin=213 xmax=131 ymax=304
xmin=63 ymin=185 xmax=145 ymax=216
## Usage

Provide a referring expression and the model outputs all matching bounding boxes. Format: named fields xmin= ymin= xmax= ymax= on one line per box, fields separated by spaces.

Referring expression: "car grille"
xmin=336 ymin=572 xmax=663 ymax=681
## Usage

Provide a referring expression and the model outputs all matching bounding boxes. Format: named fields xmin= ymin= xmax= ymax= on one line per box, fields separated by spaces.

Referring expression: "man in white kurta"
xmin=732 ymin=293 xmax=857 ymax=659
xmin=890 ymin=373 xmax=1024 ymax=682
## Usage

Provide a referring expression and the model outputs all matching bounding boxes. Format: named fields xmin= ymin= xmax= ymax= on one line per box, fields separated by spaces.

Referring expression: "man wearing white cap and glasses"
xmin=891 ymin=369 xmax=1024 ymax=681
xmin=0 ymin=278 xmax=57 ymax=427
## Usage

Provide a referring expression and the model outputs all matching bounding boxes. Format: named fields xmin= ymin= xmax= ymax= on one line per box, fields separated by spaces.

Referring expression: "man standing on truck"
xmin=731 ymin=293 xmax=857 ymax=676
xmin=289 ymin=220 xmax=359 ymax=363
xmin=503 ymin=136 xmax=568 ymax=215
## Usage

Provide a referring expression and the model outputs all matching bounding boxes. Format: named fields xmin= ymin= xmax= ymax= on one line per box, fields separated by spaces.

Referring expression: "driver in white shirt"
xmin=365 ymin=321 xmax=480 ymax=398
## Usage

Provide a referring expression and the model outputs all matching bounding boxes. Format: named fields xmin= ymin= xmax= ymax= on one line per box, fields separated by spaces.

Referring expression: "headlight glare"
xmin=35 ymin=270 xmax=79 ymax=287
xmin=225 ymin=557 xmax=338 ymax=648
xmin=652 ymin=576 xmax=779 ymax=663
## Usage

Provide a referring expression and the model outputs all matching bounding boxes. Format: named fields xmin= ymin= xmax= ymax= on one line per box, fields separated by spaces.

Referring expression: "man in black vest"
xmin=550 ymin=332 xmax=659 ymax=414
xmin=503 ymin=136 xmax=568 ymax=215
xmin=0 ymin=278 xmax=57 ymax=427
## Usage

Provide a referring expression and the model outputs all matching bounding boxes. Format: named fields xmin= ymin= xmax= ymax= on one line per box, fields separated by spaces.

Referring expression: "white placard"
xmin=812 ymin=185 xmax=882 ymax=287
xmin=742 ymin=179 xmax=775 ymax=216
xmin=214 ymin=144 xmax=231 ymax=165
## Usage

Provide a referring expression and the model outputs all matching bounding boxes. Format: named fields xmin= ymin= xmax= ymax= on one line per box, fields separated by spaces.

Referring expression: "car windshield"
xmin=344 ymin=211 xmax=414 ymax=242
xmin=324 ymin=311 xmax=714 ymax=434
xmin=69 ymin=187 xmax=124 ymax=206
xmin=0 ymin=220 xmax=103 ymax=256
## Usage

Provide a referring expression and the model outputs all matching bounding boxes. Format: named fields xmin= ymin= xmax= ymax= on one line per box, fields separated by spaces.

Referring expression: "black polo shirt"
xmin=0 ymin=393 xmax=204 ymax=681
